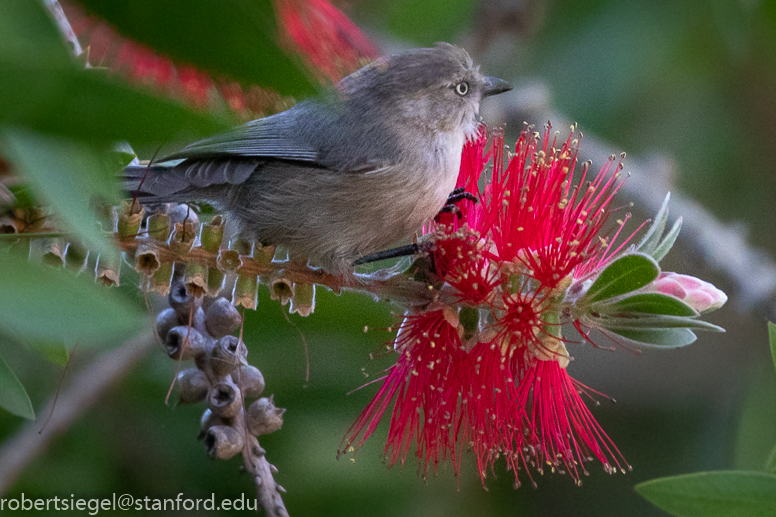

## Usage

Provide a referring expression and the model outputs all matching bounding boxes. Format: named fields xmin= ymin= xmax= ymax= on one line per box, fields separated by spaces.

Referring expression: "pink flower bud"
xmin=650 ymin=272 xmax=727 ymax=313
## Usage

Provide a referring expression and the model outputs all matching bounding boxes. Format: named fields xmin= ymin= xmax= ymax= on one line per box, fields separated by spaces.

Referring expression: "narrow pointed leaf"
xmin=1 ymin=327 xmax=70 ymax=366
xmin=601 ymin=293 xmax=698 ymax=317
xmin=0 ymin=0 xmax=228 ymax=145
xmin=25 ymin=340 xmax=69 ymax=366
xmin=637 ymin=192 xmax=670 ymax=255
xmin=605 ymin=327 xmax=697 ymax=347
xmin=635 ymin=471 xmax=776 ymax=517
xmin=653 ymin=217 xmax=683 ymax=262
xmin=595 ymin=315 xmax=724 ymax=332
xmin=75 ymin=0 xmax=316 ymax=97
xmin=0 ymin=250 xmax=146 ymax=346
xmin=766 ymin=444 xmax=776 ymax=475
xmin=107 ymin=150 xmax=138 ymax=173
xmin=769 ymin=322 xmax=776 ymax=373
xmin=7 ymin=184 xmax=37 ymax=209
xmin=584 ymin=253 xmax=660 ymax=303
xmin=0 ymin=352 xmax=35 ymax=419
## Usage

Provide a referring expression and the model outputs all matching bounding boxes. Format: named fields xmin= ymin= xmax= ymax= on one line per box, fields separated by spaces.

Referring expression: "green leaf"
xmin=604 ymin=327 xmax=697 ymax=347
xmin=637 ymin=192 xmax=670 ymax=255
xmin=602 ymin=292 xmax=698 ymax=317
xmin=1 ymin=129 xmax=119 ymax=258
xmin=370 ymin=0 xmax=477 ymax=46
xmin=766 ymin=444 xmax=776 ymax=475
xmin=0 ymin=327 xmax=70 ymax=366
xmin=583 ymin=253 xmax=660 ymax=303
xmin=0 ymin=0 xmax=227 ymax=145
xmin=594 ymin=314 xmax=723 ymax=332
xmin=768 ymin=321 xmax=776 ymax=373
xmin=25 ymin=340 xmax=69 ymax=366
xmin=652 ymin=217 xmax=682 ymax=262
xmin=0 ymin=61 xmax=229 ymax=146
xmin=0 ymin=351 xmax=35 ymax=419
xmin=732 ymin=366 xmax=776 ymax=471
xmin=635 ymin=471 xmax=776 ymax=517
xmin=0 ymin=249 xmax=146 ymax=347
xmin=75 ymin=0 xmax=316 ymax=97
xmin=106 ymin=150 xmax=138 ymax=173
xmin=7 ymin=184 xmax=37 ymax=209
xmin=634 ymin=192 xmax=683 ymax=262
xmin=0 ymin=0 xmax=72 ymax=63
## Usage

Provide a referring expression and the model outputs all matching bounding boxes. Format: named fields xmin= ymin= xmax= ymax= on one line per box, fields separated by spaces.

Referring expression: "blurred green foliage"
xmin=633 ymin=324 xmax=776 ymax=516
xmin=2 ymin=0 xmax=776 ymax=516
xmin=359 ymin=0 xmax=476 ymax=45
xmin=521 ymin=0 xmax=776 ymax=250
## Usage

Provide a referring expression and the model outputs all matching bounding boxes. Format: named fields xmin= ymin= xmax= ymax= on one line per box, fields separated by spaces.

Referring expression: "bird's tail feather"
xmin=124 ymin=164 xmax=192 ymax=203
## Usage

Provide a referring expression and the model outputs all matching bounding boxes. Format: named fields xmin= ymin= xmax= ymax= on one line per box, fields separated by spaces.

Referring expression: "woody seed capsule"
xmin=205 ymin=297 xmax=243 ymax=338
xmin=204 ymin=425 xmax=244 ymax=460
xmin=232 ymin=365 xmax=265 ymax=399
xmin=246 ymin=396 xmax=285 ymax=436
xmin=207 ymin=380 xmax=242 ymax=418
xmin=165 ymin=326 xmax=210 ymax=361
xmin=208 ymin=335 xmax=245 ymax=377
xmin=177 ymin=368 xmax=210 ymax=404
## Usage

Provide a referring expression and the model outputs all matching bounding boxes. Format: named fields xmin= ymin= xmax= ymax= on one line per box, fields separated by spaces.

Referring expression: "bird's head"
xmin=338 ymin=43 xmax=512 ymax=141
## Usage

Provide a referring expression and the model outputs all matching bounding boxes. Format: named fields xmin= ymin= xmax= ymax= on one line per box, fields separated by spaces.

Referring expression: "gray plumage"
xmin=127 ymin=43 xmax=511 ymax=274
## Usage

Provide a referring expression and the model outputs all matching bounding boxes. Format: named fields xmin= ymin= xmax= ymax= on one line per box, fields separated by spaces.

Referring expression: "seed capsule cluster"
xmin=158 ymin=279 xmax=288 ymax=515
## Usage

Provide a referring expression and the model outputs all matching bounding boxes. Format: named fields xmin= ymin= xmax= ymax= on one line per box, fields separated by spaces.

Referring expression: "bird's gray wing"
xmin=127 ymin=103 xmax=327 ymax=199
xmin=161 ymin=104 xmax=320 ymax=163
xmin=125 ymin=158 xmax=265 ymax=198
xmin=130 ymin=99 xmax=392 ymax=200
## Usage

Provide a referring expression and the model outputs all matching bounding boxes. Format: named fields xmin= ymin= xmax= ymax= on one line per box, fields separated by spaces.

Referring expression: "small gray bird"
xmin=128 ymin=43 xmax=511 ymax=274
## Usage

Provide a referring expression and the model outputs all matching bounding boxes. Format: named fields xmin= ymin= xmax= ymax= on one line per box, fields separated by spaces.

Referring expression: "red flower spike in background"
xmin=62 ymin=2 xmax=238 ymax=112
xmin=275 ymin=0 xmax=379 ymax=82
xmin=62 ymin=0 xmax=377 ymax=116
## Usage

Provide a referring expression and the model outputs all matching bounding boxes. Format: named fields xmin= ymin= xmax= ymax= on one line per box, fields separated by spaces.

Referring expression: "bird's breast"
xmin=392 ymin=130 xmax=466 ymax=232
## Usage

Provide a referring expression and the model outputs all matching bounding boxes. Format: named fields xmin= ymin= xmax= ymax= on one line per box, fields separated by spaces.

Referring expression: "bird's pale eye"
xmin=454 ymin=81 xmax=470 ymax=96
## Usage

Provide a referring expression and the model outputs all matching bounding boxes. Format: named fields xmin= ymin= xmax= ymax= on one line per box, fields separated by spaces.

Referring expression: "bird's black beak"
xmin=482 ymin=76 xmax=512 ymax=98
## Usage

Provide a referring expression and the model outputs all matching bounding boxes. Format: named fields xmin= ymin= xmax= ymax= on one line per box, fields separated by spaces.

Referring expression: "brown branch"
xmin=0 ymin=331 xmax=156 ymax=495
xmin=242 ymin=425 xmax=288 ymax=516
xmin=117 ymin=237 xmax=440 ymax=306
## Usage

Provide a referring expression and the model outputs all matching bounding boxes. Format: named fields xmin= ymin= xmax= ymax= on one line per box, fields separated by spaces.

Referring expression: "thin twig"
xmin=43 ymin=0 xmax=83 ymax=57
xmin=0 ymin=331 xmax=155 ymax=495
xmin=242 ymin=421 xmax=289 ymax=516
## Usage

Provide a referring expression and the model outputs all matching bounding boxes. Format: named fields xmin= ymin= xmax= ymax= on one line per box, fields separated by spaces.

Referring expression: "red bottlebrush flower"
xmin=480 ymin=126 xmax=624 ymax=291
xmin=515 ymin=359 xmax=627 ymax=482
xmin=429 ymin=125 xmax=496 ymax=305
xmin=430 ymin=227 xmax=498 ymax=305
xmin=341 ymin=310 xmax=471 ymax=478
xmin=346 ymin=123 xmax=635 ymax=486
xmin=275 ymin=0 xmax=379 ymax=82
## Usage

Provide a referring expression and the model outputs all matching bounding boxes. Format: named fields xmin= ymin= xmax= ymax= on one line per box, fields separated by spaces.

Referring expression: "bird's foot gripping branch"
xmin=4 ymin=123 xmax=726 ymax=498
